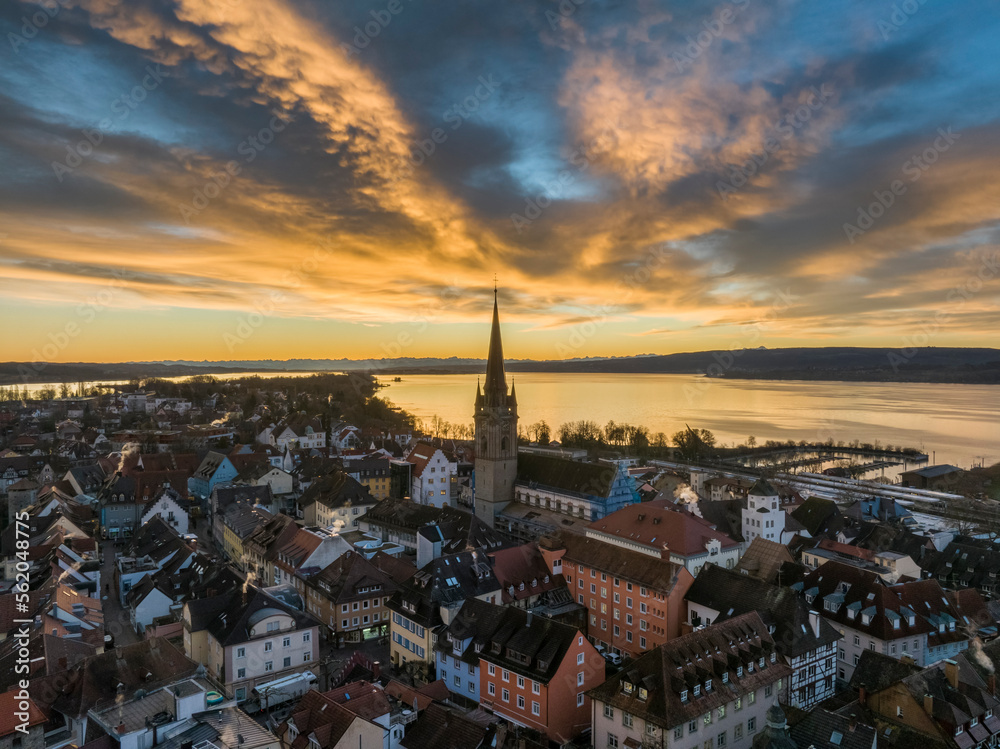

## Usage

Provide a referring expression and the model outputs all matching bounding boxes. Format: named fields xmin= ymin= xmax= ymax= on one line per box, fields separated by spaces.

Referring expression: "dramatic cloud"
xmin=1 ymin=0 xmax=999 ymax=361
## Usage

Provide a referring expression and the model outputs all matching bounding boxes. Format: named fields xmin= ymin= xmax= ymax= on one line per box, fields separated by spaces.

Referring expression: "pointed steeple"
xmin=483 ymin=288 xmax=509 ymax=405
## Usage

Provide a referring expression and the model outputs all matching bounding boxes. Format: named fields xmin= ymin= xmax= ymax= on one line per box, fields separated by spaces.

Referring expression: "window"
xmin=236 ymin=647 xmax=246 ymax=658
xmin=578 ymin=652 xmax=585 ymax=665
xmin=532 ymin=701 xmax=540 ymax=716
xmin=765 ymin=685 xmax=773 ymax=698
xmin=604 ymin=705 xmax=615 ymax=719
xmin=734 ymin=725 xmax=743 ymax=741
xmin=748 ymin=718 xmax=756 ymax=733
xmin=517 ymin=695 xmax=525 ymax=708
xmin=532 ymin=681 xmax=540 ymax=694
xmin=488 ymin=683 xmax=495 ymax=696
xmin=267 ymin=621 xmax=279 ymax=632
xmin=303 ymin=632 xmax=311 ymax=642
xmin=502 ymin=669 xmax=509 ymax=682
xmin=502 ymin=688 xmax=510 ymax=702
xmin=264 ymin=641 xmax=273 ymax=652
xmin=718 ymin=731 xmax=727 ymax=746
xmin=623 ymin=713 xmax=633 ymax=728
xmin=488 ymin=664 xmax=495 ymax=676
xmin=265 ymin=661 xmax=273 ymax=671
xmin=303 ymin=652 xmax=310 ymax=662
xmin=681 ymin=690 xmax=689 ymax=703
xmin=469 ymin=681 xmax=475 ymax=693
xmin=283 ymin=637 xmax=291 ymax=647
xmin=577 ymin=692 xmax=585 ymax=706
xmin=689 ymin=720 xmax=698 ymax=734
xmin=675 ymin=727 xmax=684 ymax=740
xmin=608 ymin=735 xmax=619 ymax=749
xmin=704 ymin=712 xmax=712 ymax=726
xmin=283 ymin=656 xmax=291 ymax=668
xmin=518 ymin=675 xmax=525 ymax=688
xmin=237 ymin=667 xmax=246 ymax=678
xmin=717 ymin=706 xmax=726 ymax=720
xmin=578 ymin=671 xmax=585 ymax=686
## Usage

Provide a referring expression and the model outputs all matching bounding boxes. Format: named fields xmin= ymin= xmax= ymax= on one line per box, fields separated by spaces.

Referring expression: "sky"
xmin=1 ymin=0 xmax=999 ymax=364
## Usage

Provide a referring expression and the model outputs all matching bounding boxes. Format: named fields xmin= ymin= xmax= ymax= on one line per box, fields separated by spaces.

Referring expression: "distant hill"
xmin=2 ymin=347 xmax=998 ymax=385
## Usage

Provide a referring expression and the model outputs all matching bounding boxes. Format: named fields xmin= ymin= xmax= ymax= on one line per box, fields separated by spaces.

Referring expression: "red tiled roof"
xmin=588 ymin=502 xmax=739 ymax=557
xmin=0 ymin=689 xmax=47 ymax=736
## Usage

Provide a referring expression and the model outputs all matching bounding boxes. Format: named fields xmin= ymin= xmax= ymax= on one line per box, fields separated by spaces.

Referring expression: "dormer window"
xmin=971 ymin=718 xmax=979 ymax=727
xmin=680 ymin=690 xmax=689 ymax=703
xmin=770 ymin=653 xmax=776 ymax=663
xmin=722 ymin=673 xmax=729 ymax=684
xmin=893 ymin=619 xmax=900 ymax=630
xmin=956 ymin=725 xmax=964 ymax=735
xmin=747 ymin=661 xmax=754 ymax=673
xmin=758 ymin=658 xmax=765 ymax=669
xmin=623 ymin=682 xmax=634 ymax=696
xmin=908 ymin=616 xmax=915 ymax=626
xmin=862 ymin=614 xmax=871 ymax=626
xmin=705 ymin=679 xmax=712 ymax=693
xmin=693 ymin=684 xmax=701 ymax=697
xmin=638 ymin=687 xmax=648 ymax=701
xmin=737 ymin=666 xmax=743 ymax=677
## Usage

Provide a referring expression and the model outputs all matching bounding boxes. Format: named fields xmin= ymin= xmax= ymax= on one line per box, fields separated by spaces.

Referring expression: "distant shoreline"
xmin=2 ymin=345 xmax=998 ymax=386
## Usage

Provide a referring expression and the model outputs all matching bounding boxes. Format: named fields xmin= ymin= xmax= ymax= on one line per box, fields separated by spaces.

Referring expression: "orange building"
xmin=538 ymin=531 xmax=694 ymax=658
xmin=478 ymin=606 xmax=604 ymax=744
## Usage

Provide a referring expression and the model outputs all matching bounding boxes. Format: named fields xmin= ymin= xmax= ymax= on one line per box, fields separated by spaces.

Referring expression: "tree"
xmin=672 ymin=426 xmax=717 ymax=461
xmin=746 ymin=435 xmax=756 ymax=449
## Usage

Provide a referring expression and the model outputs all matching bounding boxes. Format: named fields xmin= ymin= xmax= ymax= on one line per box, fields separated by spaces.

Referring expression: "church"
xmin=473 ymin=291 xmax=640 ymax=538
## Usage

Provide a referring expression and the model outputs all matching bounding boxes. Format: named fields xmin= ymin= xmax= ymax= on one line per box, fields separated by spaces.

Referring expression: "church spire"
xmin=483 ymin=287 xmax=508 ymax=404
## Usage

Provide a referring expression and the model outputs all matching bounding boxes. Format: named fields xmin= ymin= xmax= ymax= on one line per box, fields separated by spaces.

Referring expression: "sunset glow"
xmin=2 ymin=0 xmax=999 ymax=362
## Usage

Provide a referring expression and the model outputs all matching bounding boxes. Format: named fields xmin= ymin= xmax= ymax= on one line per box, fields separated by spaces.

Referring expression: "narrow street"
xmin=100 ymin=540 xmax=140 ymax=648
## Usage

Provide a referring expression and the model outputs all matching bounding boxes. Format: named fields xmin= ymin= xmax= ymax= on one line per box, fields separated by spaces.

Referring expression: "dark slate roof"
xmin=799 ymin=561 xmax=972 ymax=647
xmin=302 ymin=549 xmax=400 ymax=606
xmin=791 ymin=497 xmax=843 ymax=537
xmin=400 ymin=701 xmax=489 ymax=749
xmin=790 ymin=708 xmax=878 ymax=749
xmin=478 ymin=603 xmax=589 ymax=683
xmin=587 ymin=611 xmax=791 ymax=730
xmin=436 ymin=598 xmax=510 ymax=666
xmin=749 ymin=478 xmax=778 ymax=496
xmin=212 ymin=483 xmax=274 ymax=512
xmin=849 ymin=649 xmax=922 ymax=693
xmin=298 ymin=469 xmax=374 ymax=510
xmin=30 ymin=637 xmax=198 ymax=717
xmin=361 ymin=498 xmax=506 ymax=553
xmin=243 ymin=512 xmax=299 ymax=560
xmin=696 ymin=498 xmax=745 ymax=543
xmin=922 ymin=540 xmax=1000 ymax=594
xmin=516 ymin=453 xmax=615 ymax=498
xmin=684 ymin=565 xmax=841 ymax=657
xmin=388 ymin=550 xmax=499 ymax=628
xmin=185 ymin=584 xmax=318 ymax=647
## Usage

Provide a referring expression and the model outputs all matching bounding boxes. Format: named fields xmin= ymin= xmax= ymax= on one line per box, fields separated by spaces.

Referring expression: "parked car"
xmin=603 ymin=652 xmax=623 ymax=665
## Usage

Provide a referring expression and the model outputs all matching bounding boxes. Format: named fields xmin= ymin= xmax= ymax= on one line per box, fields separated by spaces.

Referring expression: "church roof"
xmin=481 ymin=290 xmax=514 ymax=408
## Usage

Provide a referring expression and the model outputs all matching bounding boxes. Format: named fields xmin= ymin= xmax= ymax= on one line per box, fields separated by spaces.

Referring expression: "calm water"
xmin=383 ymin=373 xmax=1000 ymax=470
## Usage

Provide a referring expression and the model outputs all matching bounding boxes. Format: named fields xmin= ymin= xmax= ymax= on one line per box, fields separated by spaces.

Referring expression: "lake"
xmin=381 ymin=373 xmax=1000 ymax=471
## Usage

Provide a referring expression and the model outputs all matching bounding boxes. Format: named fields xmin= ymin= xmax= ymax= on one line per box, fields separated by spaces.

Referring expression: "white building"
xmin=141 ymin=486 xmax=190 ymax=535
xmin=407 ymin=443 xmax=457 ymax=508
xmin=742 ymin=478 xmax=797 ymax=545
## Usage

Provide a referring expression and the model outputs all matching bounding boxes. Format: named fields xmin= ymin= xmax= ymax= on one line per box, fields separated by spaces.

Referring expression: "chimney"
xmin=808 ymin=610 xmax=821 ymax=638
xmin=526 ymin=611 xmax=533 ymax=627
xmin=373 ymin=661 xmax=381 ymax=680
xmin=924 ymin=694 xmax=933 ymax=714
xmin=990 ymin=674 xmax=996 ymax=696
xmin=945 ymin=659 xmax=959 ymax=689
xmin=858 ymin=685 xmax=867 ymax=705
